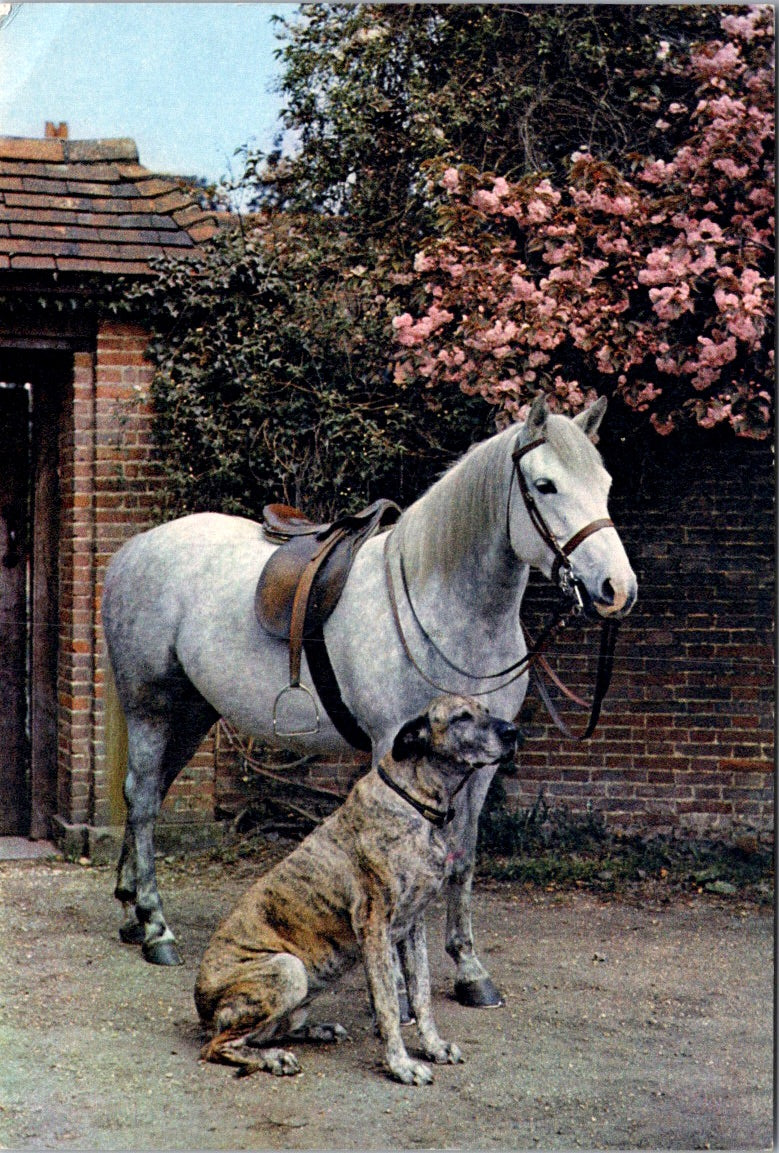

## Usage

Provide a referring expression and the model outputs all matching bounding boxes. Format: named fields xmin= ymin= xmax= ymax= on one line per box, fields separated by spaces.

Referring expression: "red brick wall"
xmin=59 ymin=331 xmax=772 ymax=841
xmin=512 ymin=431 xmax=774 ymax=838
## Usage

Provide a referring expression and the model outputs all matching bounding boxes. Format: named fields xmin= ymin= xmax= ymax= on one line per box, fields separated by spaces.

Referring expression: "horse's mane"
xmin=397 ymin=414 xmax=605 ymax=585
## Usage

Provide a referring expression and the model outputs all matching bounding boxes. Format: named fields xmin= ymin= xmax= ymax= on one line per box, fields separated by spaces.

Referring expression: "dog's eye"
xmin=535 ymin=478 xmax=557 ymax=495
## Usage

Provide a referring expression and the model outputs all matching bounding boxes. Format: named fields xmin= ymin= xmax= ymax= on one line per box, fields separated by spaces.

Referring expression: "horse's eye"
xmin=535 ymin=478 xmax=557 ymax=495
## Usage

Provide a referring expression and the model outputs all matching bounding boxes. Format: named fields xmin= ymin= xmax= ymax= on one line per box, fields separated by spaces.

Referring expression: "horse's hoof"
xmin=454 ymin=977 xmax=504 ymax=1008
xmin=142 ymin=939 xmax=183 ymax=966
xmin=119 ymin=921 xmax=146 ymax=946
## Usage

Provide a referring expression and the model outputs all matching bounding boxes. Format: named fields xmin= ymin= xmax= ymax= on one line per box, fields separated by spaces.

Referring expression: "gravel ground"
xmin=0 ymin=850 xmax=773 ymax=1151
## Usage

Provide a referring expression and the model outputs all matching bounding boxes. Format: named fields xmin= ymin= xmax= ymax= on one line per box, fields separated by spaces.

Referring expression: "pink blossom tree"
xmin=392 ymin=6 xmax=774 ymax=438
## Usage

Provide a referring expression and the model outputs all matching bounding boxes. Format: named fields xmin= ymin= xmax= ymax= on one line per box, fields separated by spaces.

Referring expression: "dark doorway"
xmin=0 ymin=384 xmax=30 ymax=833
xmin=0 ymin=351 xmax=64 ymax=837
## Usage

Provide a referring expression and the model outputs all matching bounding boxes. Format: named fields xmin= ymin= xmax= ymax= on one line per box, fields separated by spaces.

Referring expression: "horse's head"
xmin=508 ymin=396 xmax=637 ymax=619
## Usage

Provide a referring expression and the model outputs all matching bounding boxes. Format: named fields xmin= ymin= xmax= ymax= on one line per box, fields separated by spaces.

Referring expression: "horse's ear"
xmin=392 ymin=714 xmax=430 ymax=761
xmin=525 ymin=394 xmax=549 ymax=439
xmin=573 ymin=396 xmax=607 ymax=441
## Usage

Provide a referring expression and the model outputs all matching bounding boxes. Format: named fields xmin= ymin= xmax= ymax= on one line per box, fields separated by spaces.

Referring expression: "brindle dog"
xmin=195 ymin=695 xmax=517 ymax=1085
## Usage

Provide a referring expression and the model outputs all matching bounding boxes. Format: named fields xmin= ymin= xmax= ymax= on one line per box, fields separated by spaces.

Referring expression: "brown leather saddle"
xmin=255 ymin=498 xmax=401 ymax=746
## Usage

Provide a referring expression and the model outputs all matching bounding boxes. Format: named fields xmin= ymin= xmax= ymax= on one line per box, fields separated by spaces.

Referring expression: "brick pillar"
xmin=57 ymin=349 xmax=96 ymax=825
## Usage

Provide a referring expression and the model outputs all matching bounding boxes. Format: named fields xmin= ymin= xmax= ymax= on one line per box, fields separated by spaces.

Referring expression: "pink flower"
xmin=392 ymin=313 xmax=413 ymax=330
xmin=720 ymin=9 xmax=768 ymax=42
xmin=692 ymin=41 xmax=744 ymax=79
xmin=648 ymin=283 xmax=694 ymax=320
xmin=472 ymin=189 xmax=501 ymax=214
xmin=713 ymin=157 xmax=750 ymax=180
xmin=650 ymin=413 xmax=677 ymax=435
xmin=510 ymin=274 xmax=536 ymax=302
xmin=595 ymin=345 xmax=617 ymax=374
xmin=526 ymin=198 xmax=551 ymax=223
xmin=697 ymin=335 xmax=737 ymax=366
xmin=634 ymin=383 xmax=663 ymax=409
xmin=413 ymin=252 xmax=435 ymax=273
xmin=528 ymin=350 xmax=549 ymax=368
xmin=441 ymin=167 xmax=461 ymax=193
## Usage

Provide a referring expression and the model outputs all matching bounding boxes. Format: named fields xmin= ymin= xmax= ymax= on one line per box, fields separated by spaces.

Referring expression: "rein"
xmin=532 ymin=618 xmax=619 ymax=741
xmin=383 ymin=533 xmax=571 ymax=699
xmin=383 ymin=434 xmax=620 ymax=739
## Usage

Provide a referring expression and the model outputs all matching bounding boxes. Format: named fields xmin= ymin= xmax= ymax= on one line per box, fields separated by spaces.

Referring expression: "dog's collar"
xmin=377 ymin=762 xmax=454 ymax=828
xmin=376 ymin=762 xmax=482 ymax=829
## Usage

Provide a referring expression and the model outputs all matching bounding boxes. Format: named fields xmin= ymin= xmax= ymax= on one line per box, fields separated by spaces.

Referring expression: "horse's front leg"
xmin=445 ymin=765 xmax=504 ymax=1008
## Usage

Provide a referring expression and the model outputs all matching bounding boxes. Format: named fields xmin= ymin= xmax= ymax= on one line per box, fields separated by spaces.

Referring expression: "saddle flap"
xmin=255 ymin=532 xmax=339 ymax=639
xmin=255 ymin=498 xmax=401 ymax=641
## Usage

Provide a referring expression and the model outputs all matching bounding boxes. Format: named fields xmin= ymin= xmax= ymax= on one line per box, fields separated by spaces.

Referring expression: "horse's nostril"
xmin=601 ymin=579 xmax=615 ymax=605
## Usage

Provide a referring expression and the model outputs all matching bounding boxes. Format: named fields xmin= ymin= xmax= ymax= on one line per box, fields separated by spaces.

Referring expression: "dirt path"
xmin=0 ymin=852 xmax=772 ymax=1150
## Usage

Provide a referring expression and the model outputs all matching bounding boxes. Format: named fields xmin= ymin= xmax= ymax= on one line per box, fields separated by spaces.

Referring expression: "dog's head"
xmin=391 ymin=695 xmax=518 ymax=775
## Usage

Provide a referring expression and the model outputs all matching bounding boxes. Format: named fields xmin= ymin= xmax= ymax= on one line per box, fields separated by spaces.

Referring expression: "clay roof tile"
xmin=0 ymin=134 xmax=220 ymax=277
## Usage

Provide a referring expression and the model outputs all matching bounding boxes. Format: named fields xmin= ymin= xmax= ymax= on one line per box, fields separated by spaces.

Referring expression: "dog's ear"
xmin=392 ymin=714 xmax=430 ymax=761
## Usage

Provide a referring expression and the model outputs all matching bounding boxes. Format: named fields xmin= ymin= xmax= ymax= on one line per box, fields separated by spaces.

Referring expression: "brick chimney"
xmin=45 ymin=121 xmax=68 ymax=139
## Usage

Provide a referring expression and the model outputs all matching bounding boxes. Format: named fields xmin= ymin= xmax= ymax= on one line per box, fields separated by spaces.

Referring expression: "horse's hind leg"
xmin=116 ymin=820 xmax=145 ymax=945
xmin=445 ymin=766 xmax=504 ymax=1008
xmin=117 ymin=690 xmax=218 ymax=965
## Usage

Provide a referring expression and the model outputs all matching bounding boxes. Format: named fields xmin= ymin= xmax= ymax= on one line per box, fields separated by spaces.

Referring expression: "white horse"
xmin=102 ymin=395 xmax=637 ymax=1006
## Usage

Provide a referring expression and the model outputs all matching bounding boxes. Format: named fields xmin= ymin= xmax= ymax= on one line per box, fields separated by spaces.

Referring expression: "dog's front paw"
xmin=427 ymin=1040 xmax=463 ymax=1065
xmin=387 ymin=1056 xmax=434 ymax=1086
xmin=297 ymin=1022 xmax=351 ymax=1043
xmin=257 ymin=1047 xmax=302 ymax=1077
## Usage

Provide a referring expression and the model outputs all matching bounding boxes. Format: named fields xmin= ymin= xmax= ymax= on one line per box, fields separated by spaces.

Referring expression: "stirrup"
xmin=272 ymin=682 xmax=321 ymax=738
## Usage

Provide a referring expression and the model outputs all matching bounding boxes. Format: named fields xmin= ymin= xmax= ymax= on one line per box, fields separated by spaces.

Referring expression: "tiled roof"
xmin=0 ymin=135 xmax=219 ymax=276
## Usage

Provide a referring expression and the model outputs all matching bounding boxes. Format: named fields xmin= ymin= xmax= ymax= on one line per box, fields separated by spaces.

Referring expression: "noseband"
xmin=509 ymin=438 xmax=614 ymax=612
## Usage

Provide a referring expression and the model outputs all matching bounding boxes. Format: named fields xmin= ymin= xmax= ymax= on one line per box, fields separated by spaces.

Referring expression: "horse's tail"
xmin=103 ymin=652 xmax=128 ymax=826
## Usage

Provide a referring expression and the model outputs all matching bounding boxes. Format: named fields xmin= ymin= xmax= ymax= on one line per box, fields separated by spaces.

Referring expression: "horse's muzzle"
xmin=589 ymin=577 xmax=638 ymax=620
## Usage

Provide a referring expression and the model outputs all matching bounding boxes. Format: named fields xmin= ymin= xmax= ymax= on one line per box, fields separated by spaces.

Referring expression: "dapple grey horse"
xmin=102 ymin=395 xmax=637 ymax=1006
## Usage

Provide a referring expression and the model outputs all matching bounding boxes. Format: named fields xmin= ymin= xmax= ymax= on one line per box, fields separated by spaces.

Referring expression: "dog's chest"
xmin=383 ymin=829 xmax=451 ymax=935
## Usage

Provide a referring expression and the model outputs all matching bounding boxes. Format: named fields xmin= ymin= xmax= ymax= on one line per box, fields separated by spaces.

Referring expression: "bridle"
xmin=508 ymin=437 xmax=615 ymax=612
xmin=383 ymin=433 xmax=620 ymax=739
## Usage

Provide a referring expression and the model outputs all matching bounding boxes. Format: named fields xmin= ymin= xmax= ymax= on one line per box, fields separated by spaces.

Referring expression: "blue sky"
xmin=0 ymin=3 xmax=292 ymax=184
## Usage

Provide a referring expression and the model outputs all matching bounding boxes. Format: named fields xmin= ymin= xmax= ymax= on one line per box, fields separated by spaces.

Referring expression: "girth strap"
xmin=303 ymin=625 xmax=372 ymax=752
xmin=287 ymin=527 xmax=347 ymax=687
